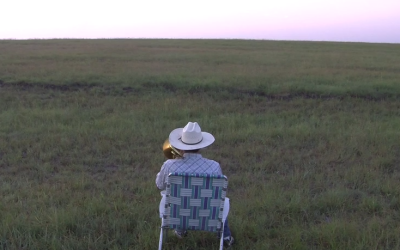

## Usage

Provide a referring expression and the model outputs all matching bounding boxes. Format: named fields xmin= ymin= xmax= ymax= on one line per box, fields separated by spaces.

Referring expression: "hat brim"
xmin=169 ymin=128 xmax=215 ymax=150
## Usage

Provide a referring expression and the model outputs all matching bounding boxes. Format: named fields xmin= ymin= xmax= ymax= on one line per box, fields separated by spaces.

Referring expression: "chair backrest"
xmin=162 ymin=172 xmax=228 ymax=233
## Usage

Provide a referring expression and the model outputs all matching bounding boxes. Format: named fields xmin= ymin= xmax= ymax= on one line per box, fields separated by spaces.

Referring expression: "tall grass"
xmin=1 ymin=39 xmax=399 ymax=98
xmin=0 ymin=39 xmax=400 ymax=249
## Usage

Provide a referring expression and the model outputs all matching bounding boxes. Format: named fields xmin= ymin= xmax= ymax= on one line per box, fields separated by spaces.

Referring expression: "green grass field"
xmin=1 ymin=39 xmax=399 ymax=250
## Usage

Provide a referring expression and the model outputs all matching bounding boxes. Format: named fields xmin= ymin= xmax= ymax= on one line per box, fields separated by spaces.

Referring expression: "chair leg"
xmin=159 ymin=228 xmax=168 ymax=250
xmin=158 ymin=227 xmax=164 ymax=250
xmin=159 ymin=217 xmax=167 ymax=250
xmin=219 ymin=223 xmax=225 ymax=250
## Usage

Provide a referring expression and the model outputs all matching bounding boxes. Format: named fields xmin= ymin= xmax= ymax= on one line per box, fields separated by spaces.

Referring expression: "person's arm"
xmin=155 ymin=163 xmax=168 ymax=190
xmin=217 ymin=164 xmax=223 ymax=175
xmin=204 ymin=159 xmax=223 ymax=175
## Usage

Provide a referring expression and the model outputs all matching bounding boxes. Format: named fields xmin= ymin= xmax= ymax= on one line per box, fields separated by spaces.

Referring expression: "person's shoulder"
xmin=163 ymin=158 xmax=184 ymax=166
xmin=203 ymin=158 xmax=220 ymax=165
xmin=164 ymin=158 xmax=179 ymax=163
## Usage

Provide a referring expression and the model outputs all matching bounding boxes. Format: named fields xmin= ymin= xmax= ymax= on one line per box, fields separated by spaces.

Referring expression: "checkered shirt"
xmin=156 ymin=153 xmax=222 ymax=190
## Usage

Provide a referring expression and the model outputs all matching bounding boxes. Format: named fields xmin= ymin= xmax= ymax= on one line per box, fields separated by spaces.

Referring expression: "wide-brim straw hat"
xmin=169 ymin=122 xmax=215 ymax=150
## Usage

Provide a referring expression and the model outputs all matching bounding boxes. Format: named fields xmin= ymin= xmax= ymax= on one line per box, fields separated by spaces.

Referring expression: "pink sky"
xmin=1 ymin=0 xmax=399 ymax=43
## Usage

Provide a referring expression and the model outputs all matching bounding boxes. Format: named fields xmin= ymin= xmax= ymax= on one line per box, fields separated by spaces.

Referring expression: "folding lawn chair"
xmin=158 ymin=172 xmax=230 ymax=250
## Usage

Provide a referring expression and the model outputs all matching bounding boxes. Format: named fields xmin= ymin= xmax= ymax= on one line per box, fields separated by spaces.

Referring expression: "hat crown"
xmin=181 ymin=122 xmax=203 ymax=145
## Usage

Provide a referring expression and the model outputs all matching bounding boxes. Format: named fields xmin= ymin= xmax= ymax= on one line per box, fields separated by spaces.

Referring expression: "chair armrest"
xmin=159 ymin=191 xmax=166 ymax=218
xmin=223 ymin=197 xmax=230 ymax=221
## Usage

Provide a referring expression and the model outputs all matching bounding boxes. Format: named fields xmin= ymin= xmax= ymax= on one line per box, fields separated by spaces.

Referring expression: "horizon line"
xmin=1 ymin=37 xmax=399 ymax=45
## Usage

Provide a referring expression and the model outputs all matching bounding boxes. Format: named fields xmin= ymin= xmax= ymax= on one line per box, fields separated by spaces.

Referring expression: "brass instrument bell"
xmin=162 ymin=138 xmax=182 ymax=159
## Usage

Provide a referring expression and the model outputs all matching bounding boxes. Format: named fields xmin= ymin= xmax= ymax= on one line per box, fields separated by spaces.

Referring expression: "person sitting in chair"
xmin=156 ymin=121 xmax=234 ymax=247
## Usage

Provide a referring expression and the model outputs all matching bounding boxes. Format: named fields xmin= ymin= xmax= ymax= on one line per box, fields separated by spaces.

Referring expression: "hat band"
xmin=179 ymin=137 xmax=203 ymax=145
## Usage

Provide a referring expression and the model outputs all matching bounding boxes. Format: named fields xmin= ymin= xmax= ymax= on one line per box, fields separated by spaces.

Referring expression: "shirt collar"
xmin=182 ymin=153 xmax=202 ymax=158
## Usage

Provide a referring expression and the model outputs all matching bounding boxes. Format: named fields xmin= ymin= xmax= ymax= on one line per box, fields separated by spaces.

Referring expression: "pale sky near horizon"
xmin=1 ymin=0 xmax=400 ymax=43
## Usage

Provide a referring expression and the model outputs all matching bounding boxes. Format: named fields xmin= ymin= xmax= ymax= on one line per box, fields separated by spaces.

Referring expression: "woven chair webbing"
xmin=163 ymin=173 xmax=227 ymax=232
